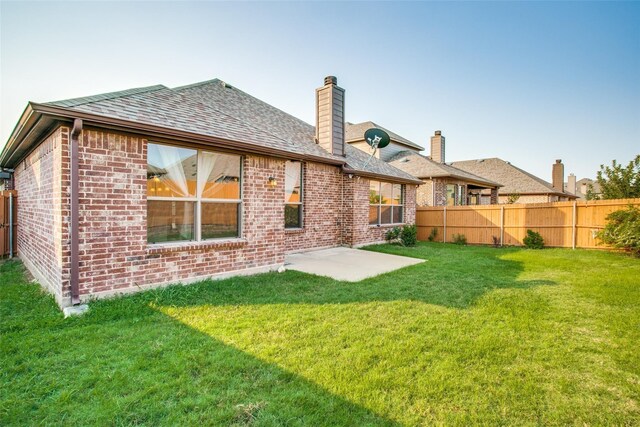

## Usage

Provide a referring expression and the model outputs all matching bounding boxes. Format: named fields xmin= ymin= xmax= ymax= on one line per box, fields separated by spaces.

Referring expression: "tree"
xmin=587 ymin=155 xmax=640 ymax=200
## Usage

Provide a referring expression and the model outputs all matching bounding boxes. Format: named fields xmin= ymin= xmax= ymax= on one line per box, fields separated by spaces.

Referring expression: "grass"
xmin=1 ymin=243 xmax=639 ymax=425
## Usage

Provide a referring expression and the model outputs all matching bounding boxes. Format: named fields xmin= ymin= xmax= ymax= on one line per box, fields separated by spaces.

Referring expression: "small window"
xmin=369 ymin=180 xmax=404 ymax=225
xmin=147 ymin=143 xmax=242 ymax=243
xmin=285 ymin=161 xmax=303 ymax=228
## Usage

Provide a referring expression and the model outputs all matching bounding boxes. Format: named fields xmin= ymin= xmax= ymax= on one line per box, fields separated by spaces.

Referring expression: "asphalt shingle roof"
xmin=388 ymin=151 xmax=501 ymax=187
xmin=44 ymin=79 xmax=417 ymax=183
xmin=345 ymin=121 xmax=425 ymax=151
xmin=451 ymin=157 xmax=574 ymax=196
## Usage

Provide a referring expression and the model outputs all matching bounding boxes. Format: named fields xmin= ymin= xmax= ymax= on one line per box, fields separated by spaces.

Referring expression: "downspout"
xmin=70 ymin=119 xmax=82 ymax=305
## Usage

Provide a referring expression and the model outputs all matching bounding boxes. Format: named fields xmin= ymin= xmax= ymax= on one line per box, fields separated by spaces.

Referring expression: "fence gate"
xmin=1 ymin=190 xmax=17 ymax=257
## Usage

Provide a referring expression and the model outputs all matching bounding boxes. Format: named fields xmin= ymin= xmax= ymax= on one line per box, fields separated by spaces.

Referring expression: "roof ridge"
xmin=171 ymin=78 xmax=222 ymax=91
xmin=45 ymin=85 xmax=167 ymax=108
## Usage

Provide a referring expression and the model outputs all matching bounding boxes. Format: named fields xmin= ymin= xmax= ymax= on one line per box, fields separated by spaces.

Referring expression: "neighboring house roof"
xmin=568 ymin=178 xmax=601 ymax=199
xmin=451 ymin=157 xmax=576 ymax=198
xmin=345 ymin=121 xmax=425 ymax=151
xmin=1 ymin=79 xmax=420 ymax=184
xmin=388 ymin=151 xmax=501 ymax=188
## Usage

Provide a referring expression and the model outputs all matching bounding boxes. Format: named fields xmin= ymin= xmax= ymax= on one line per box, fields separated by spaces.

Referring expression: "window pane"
xmin=380 ymin=182 xmax=392 ymax=205
xmin=285 ymin=161 xmax=302 ymax=203
xmin=446 ymin=184 xmax=456 ymax=206
xmin=369 ymin=181 xmax=380 ymax=204
xmin=369 ymin=206 xmax=379 ymax=225
xmin=147 ymin=201 xmax=195 ymax=243
xmin=392 ymin=184 xmax=403 ymax=205
xmin=393 ymin=206 xmax=404 ymax=223
xmin=285 ymin=204 xmax=302 ymax=228
xmin=201 ymin=203 xmax=239 ymax=239
xmin=199 ymin=152 xmax=241 ymax=199
xmin=380 ymin=205 xmax=392 ymax=224
xmin=147 ymin=143 xmax=196 ymax=198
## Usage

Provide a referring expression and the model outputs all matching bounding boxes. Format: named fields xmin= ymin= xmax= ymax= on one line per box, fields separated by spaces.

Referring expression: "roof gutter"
xmin=70 ymin=118 xmax=82 ymax=305
xmin=16 ymin=103 xmax=348 ymax=167
xmin=341 ymin=164 xmax=423 ymax=185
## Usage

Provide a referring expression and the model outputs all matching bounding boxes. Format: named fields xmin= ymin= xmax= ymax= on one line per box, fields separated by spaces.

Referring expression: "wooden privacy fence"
xmin=1 ymin=191 xmax=18 ymax=257
xmin=416 ymin=198 xmax=640 ymax=249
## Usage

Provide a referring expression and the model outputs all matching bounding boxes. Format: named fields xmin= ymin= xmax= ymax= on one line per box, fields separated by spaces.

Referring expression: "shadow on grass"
xmin=104 ymin=243 xmax=556 ymax=312
xmin=1 ymin=244 xmax=556 ymax=425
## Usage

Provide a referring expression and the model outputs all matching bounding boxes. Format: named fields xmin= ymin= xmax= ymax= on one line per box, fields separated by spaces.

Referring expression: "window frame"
xmin=284 ymin=160 xmax=304 ymax=229
xmin=147 ymin=142 xmax=243 ymax=244
xmin=369 ymin=180 xmax=405 ymax=226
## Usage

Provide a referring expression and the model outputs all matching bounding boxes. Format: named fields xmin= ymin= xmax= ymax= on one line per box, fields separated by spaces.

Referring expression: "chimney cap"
xmin=435 ymin=130 xmax=441 ymax=136
xmin=324 ymin=76 xmax=337 ymax=86
xmin=556 ymin=159 xmax=562 ymax=163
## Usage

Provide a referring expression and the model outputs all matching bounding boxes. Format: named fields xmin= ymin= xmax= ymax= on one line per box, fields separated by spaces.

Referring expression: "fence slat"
xmin=416 ymin=198 xmax=640 ymax=249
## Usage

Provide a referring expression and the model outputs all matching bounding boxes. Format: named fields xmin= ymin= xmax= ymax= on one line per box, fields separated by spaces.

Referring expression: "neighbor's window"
xmin=285 ymin=161 xmax=303 ymax=228
xmin=147 ymin=142 xmax=242 ymax=243
xmin=369 ymin=180 xmax=404 ymax=225
xmin=445 ymin=184 xmax=466 ymax=206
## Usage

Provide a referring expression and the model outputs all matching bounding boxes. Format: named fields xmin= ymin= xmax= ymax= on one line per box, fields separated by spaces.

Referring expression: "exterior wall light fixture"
xmin=268 ymin=177 xmax=277 ymax=188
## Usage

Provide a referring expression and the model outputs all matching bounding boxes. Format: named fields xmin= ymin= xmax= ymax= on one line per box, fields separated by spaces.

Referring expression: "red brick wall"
xmin=74 ymin=129 xmax=286 ymax=301
xmin=15 ymin=126 xmax=418 ymax=305
xmin=14 ymin=127 xmax=68 ymax=305
xmin=342 ymin=176 xmax=417 ymax=247
xmin=284 ymin=162 xmax=342 ymax=252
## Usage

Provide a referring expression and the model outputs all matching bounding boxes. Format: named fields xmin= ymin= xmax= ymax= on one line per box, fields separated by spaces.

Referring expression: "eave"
xmin=1 ymin=103 xmax=349 ymax=169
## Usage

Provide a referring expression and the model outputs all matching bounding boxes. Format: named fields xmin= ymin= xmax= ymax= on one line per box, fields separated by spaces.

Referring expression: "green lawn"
xmin=1 ymin=243 xmax=639 ymax=426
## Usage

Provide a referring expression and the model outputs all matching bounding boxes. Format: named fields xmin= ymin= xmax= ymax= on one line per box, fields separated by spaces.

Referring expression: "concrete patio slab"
xmin=285 ymin=247 xmax=425 ymax=282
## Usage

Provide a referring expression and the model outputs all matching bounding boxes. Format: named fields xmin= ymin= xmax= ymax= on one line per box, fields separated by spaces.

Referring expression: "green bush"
xmin=596 ymin=205 xmax=640 ymax=257
xmin=400 ymin=224 xmax=417 ymax=247
xmin=452 ymin=234 xmax=467 ymax=245
xmin=523 ymin=229 xmax=544 ymax=249
xmin=385 ymin=227 xmax=401 ymax=244
xmin=427 ymin=227 xmax=438 ymax=242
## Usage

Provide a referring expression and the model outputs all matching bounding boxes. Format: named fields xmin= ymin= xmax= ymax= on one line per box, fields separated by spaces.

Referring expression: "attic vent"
xmin=401 ymin=158 xmax=410 ymax=163
xmin=220 ymin=81 xmax=233 ymax=89
xmin=476 ymin=159 xmax=484 ymax=163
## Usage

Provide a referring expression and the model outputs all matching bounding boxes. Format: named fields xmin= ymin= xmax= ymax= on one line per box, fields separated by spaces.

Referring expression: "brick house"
xmin=347 ymin=126 xmax=501 ymax=206
xmin=451 ymin=158 xmax=577 ymax=204
xmin=0 ymin=76 xmax=420 ymax=308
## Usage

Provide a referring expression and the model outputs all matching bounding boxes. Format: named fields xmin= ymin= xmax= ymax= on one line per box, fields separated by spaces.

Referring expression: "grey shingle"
xmin=345 ymin=121 xmax=425 ymax=151
xmin=41 ymin=79 xmax=417 ymax=183
xmin=451 ymin=158 xmax=574 ymax=196
xmin=388 ymin=151 xmax=501 ymax=187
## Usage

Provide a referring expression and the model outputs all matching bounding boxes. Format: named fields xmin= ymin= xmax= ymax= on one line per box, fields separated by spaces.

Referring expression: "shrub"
xmin=427 ymin=227 xmax=438 ymax=242
xmin=452 ymin=234 xmax=467 ymax=245
xmin=596 ymin=205 xmax=640 ymax=257
xmin=523 ymin=229 xmax=544 ymax=249
xmin=385 ymin=227 xmax=401 ymax=244
xmin=400 ymin=224 xmax=417 ymax=247
xmin=492 ymin=236 xmax=501 ymax=248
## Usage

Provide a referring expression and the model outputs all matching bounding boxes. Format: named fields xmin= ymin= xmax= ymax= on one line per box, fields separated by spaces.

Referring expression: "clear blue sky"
xmin=1 ymin=1 xmax=638 ymax=180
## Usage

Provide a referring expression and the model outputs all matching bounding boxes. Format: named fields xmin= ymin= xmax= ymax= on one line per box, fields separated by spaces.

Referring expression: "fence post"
xmin=572 ymin=200 xmax=577 ymax=250
xmin=500 ymin=205 xmax=504 ymax=247
xmin=443 ymin=205 xmax=447 ymax=243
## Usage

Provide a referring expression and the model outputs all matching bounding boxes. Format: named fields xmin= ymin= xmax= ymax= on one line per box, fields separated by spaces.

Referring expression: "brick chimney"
xmin=430 ymin=130 xmax=445 ymax=163
xmin=552 ymin=159 xmax=564 ymax=192
xmin=567 ymin=173 xmax=576 ymax=195
xmin=316 ymin=76 xmax=345 ymax=156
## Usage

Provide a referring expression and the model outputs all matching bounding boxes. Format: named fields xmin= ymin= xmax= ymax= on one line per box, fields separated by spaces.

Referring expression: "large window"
xmin=147 ymin=143 xmax=242 ymax=243
xmin=285 ymin=161 xmax=303 ymax=228
xmin=369 ymin=180 xmax=404 ymax=225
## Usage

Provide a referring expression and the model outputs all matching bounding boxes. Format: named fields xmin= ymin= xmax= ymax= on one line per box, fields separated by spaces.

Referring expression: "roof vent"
xmin=220 ymin=81 xmax=233 ymax=89
xmin=324 ymin=76 xmax=337 ymax=86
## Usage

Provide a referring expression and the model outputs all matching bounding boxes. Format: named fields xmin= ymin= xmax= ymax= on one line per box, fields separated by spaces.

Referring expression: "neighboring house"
xmin=0 ymin=76 xmax=421 ymax=308
xmin=566 ymin=177 xmax=601 ymax=200
xmin=451 ymin=158 xmax=577 ymax=204
xmin=345 ymin=121 xmax=425 ymax=162
xmin=347 ymin=128 xmax=501 ymax=206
